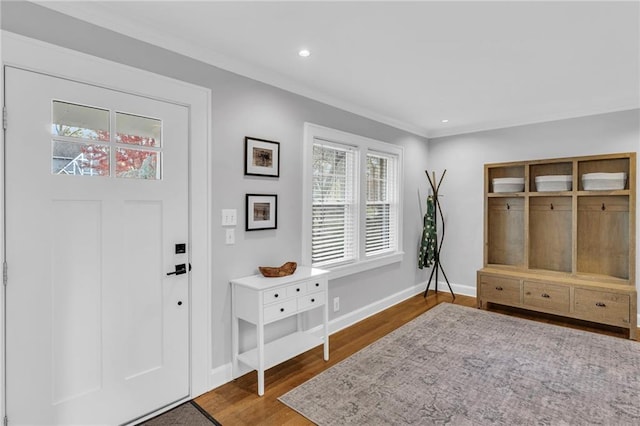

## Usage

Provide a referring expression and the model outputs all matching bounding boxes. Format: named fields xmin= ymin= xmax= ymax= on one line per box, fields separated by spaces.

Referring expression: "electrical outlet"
xmin=225 ymin=228 xmax=235 ymax=245
xmin=333 ymin=297 xmax=340 ymax=312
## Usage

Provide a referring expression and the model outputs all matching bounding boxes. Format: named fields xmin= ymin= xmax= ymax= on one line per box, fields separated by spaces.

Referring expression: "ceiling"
xmin=35 ymin=1 xmax=640 ymax=138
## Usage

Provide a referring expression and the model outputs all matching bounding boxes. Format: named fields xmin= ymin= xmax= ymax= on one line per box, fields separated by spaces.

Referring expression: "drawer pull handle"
xmin=311 ymin=298 xmax=315 ymax=303
xmin=495 ymin=286 xmax=503 ymax=291
xmin=595 ymin=302 xmax=606 ymax=307
xmin=280 ymin=308 xmax=285 ymax=312
xmin=525 ymin=291 xmax=531 ymax=296
xmin=541 ymin=293 xmax=550 ymax=298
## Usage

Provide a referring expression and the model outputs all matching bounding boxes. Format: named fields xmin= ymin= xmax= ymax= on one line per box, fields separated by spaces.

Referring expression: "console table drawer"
xmin=264 ymin=282 xmax=312 ymax=304
xmin=264 ymin=299 xmax=297 ymax=323
xmin=523 ymin=281 xmax=570 ymax=313
xmin=307 ymin=280 xmax=325 ymax=292
xmin=286 ymin=282 xmax=308 ymax=298
xmin=480 ymin=275 xmax=520 ymax=305
xmin=264 ymin=287 xmax=288 ymax=304
xmin=574 ymin=288 xmax=630 ymax=326
xmin=298 ymin=291 xmax=325 ymax=311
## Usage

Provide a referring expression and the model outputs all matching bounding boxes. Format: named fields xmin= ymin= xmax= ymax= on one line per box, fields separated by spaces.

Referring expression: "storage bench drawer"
xmin=574 ymin=288 xmax=630 ymax=327
xmin=523 ymin=281 xmax=570 ymax=313
xmin=480 ymin=275 xmax=521 ymax=305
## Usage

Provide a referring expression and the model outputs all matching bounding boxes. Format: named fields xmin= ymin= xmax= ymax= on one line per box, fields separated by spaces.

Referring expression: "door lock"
xmin=166 ymin=263 xmax=187 ymax=276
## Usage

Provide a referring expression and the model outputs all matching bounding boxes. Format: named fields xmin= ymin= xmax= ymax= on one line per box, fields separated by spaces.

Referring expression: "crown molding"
xmin=428 ymin=102 xmax=640 ymax=139
xmin=33 ymin=1 xmax=430 ymax=138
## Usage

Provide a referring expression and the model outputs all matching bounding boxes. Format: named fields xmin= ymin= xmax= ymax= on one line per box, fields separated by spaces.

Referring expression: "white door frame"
xmin=0 ymin=31 xmax=213 ymax=420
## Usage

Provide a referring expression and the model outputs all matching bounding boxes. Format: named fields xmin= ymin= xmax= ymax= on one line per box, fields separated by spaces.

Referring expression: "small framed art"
xmin=245 ymin=137 xmax=280 ymax=177
xmin=246 ymin=194 xmax=277 ymax=231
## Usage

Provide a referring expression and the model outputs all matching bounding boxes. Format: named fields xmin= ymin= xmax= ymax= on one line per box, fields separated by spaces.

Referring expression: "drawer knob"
xmin=280 ymin=308 xmax=285 ymax=312
xmin=541 ymin=293 xmax=550 ymax=298
xmin=595 ymin=302 xmax=606 ymax=308
xmin=525 ymin=292 xmax=531 ymax=296
xmin=315 ymin=283 xmax=320 ymax=287
xmin=296 ymin=288 xmax=300 ymax=292
xmin=274 ymin=294 xmax=279 ymax=298
xmin=311 ymin=298 xmax=315 ymax=303
xmin=495 ymin=286 xmax=503 ymax=291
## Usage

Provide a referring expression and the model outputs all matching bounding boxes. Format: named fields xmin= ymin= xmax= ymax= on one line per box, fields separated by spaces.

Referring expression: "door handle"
xmin=167 ymin=263 xmax=187 ymax=276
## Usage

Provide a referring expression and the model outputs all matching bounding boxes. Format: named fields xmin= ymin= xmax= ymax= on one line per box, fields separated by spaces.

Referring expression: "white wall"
xmin=1 ymin=2 xmax=433 ymax=376
xmin=427 ymin=110 xmax=640 ymax=303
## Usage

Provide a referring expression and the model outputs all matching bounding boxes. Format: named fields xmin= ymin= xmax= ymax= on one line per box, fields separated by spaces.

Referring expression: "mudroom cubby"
xmin=478 ymin=152 xmax=637 ymax=339
xmin=486 ymin=197 xmax=524 ymax=267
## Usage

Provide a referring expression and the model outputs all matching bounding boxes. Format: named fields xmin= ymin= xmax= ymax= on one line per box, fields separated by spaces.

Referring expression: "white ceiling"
xmin=35 ymin=1 xmax=640 ymax=138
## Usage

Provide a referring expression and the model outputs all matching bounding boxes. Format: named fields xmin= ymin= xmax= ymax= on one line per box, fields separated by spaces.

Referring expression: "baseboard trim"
xmin=449 ymin=280 xmax=476 ymax=298
xmin=209 ymin=363 xmax=234 ymax=392
xmin=323 ymin=281 xmax=426 ymax=336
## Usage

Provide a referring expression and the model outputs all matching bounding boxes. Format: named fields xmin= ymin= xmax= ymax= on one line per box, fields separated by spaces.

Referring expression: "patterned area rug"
xmin=140 ymin=401 xmax=220 ymax=426
xmin=279 ymin=303 xmax=640 ymax=425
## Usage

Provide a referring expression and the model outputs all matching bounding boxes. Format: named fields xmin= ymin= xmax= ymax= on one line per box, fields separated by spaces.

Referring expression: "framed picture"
xmin=246 ymin=194 xmax=277 ymax=231
xmin=245 ymin=137 xmax=280 ymax=177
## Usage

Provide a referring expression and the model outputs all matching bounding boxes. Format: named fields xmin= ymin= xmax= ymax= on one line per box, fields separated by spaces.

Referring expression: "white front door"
xmin=5 ymin=66 xmax=190 ymax=425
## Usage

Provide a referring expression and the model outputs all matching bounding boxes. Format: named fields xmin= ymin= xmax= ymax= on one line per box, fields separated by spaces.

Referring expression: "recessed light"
xmin=441 ymin=119 xmax=449 ymax=123
xmin=298 ymin=49 xmax=311 ymax=58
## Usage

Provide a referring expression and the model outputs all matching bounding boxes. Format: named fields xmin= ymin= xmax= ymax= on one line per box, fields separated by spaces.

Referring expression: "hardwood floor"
xmin=195 ymin=291 xmax=635 ymax=425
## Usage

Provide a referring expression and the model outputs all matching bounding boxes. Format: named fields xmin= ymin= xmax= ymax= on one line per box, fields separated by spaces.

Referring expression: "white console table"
xmin=230 ymin=266 xmax=329 ymax=396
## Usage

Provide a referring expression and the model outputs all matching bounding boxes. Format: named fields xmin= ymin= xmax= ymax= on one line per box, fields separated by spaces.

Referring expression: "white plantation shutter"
xmin=312 ymin=140 xmax=357 ymax=266
xmin=366 ymin=152 xmax=398 ymax=255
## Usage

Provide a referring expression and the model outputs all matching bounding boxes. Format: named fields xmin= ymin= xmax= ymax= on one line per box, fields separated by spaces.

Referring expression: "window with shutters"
xmin=303 ymin=123 xmax=404 ymax=278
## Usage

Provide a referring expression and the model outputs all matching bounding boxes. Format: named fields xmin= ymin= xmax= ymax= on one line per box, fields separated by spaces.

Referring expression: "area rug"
xmin=140 ymin=401 xmax=220 ymax=426
xmin=279 ymin=303 xmax=640 ymax=425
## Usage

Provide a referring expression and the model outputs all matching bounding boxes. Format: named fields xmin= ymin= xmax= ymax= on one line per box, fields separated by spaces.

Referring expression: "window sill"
xmin=323 ymin=251 xmax=405 ymax=280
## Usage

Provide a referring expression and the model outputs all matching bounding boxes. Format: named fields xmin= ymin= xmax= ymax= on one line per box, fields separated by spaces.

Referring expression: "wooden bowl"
xmin=259 ymin=262 xmax=297 ymax=278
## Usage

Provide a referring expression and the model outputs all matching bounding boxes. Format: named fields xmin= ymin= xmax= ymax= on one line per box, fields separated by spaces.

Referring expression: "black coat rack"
xmin=422 ymin=169 xmax=455 ymax=299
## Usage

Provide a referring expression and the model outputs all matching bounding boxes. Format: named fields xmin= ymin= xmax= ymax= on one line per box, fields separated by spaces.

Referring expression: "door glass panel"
xmin=116 ymin=112 xmax=161 ymax=147
xmin=116 ymin=148 xmax=160 ymax=180
xmin=52 ymin=101 xmax=110 ymax=141
xmin=52 ymin=141 xmax=110 ymax=176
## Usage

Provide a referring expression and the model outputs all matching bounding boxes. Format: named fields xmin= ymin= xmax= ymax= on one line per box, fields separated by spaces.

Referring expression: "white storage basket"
xmin=535 ymin=175 xmax=572 ymax=192
xmin=492 ymin=177 xmax=524 ymax=193
xmin=582 ymin=172 xmax=627 ymax=191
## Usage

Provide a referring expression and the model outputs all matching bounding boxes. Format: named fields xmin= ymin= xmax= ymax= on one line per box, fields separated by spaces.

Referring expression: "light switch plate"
xmin=221 ymin=209 xmax=237 ymax=226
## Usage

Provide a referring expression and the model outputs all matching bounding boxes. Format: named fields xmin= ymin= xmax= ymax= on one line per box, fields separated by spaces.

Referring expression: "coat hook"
xmin=602 ymin=203 xmax=606 ymax=211
xmin=550 ymin=203 xmax=554 ymax=210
